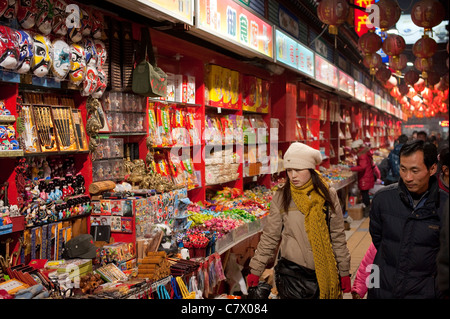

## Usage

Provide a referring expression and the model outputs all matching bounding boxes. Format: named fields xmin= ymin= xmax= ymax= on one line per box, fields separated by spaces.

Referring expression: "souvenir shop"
xmin=1 ymin=0 xmax=447 ymax=300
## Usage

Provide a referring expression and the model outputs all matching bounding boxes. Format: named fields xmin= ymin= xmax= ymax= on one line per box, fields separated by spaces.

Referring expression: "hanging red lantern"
xmin=376 ymin=0 xmax=402 ymax=33
xmin=414 ymin=78 xmax=426 ymax=93
xmin=358 ymin=31 xmax=382 ymax=55
xmin=404 ymin=70 xmax=420 ymax=86
xmin=363 ymin=53 xmax=382 ymax=75
xmin=422 ymin=87 xmax=434 ymax=102
xmin=426 ymin=71 xmax=440 ymax=87
xmin=382 ymin=34 xmax=406 ymax=57
xmin=439 ymin=104 xmax=448 ymax=114
xmin=317 ymin=0 xmax=349 ymax=35
xmin=407 ymin=87 xmax=416 ymax=98
xmin=390 ymin=86 xmax=401 ymax=99
xmin=398 ymin=83 xmax=409 ymax=96
xmin=412 ymin=35 xmax=437 ymax=58
xmin=415 ymin=57 xmax=433 ymax=78
xmin=411 ymin=0 xmax=445 ymax=35
xmin=384 ymin=75 xmax=398 ymax=89
xmin=389 ymin=54 xmax=408 ymax=74
xmin=376 ymin=66 xmax=392 ymax=83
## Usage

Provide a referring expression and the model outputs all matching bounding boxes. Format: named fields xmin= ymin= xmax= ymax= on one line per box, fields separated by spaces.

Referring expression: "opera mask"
xmin=0 ymin=25 xmax=20 ymax=70
xmin=17 ymin=0 xmax=37 ymax=29
xmin=94 ymin=39 xmax=106 ymax=68
xmin=69 ymin=43 xmax=85 ymax=85
xmin=15 ymin=29 xmax=34 ymax=74
xmin=81 ymin=65 xmax=98 ymax=96
xmin=51 ymin=39 xmax=70 ymax=81
xmin=31 ymin=34 xmax=52 ymax=77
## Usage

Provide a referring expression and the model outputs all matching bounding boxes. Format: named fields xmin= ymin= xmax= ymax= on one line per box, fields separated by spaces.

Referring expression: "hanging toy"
xmin=15 ymin=30 xmax=34 ymax=74
xmin=31 ymin=34 xmax=52 ymax=77
xmin=0 ymin=25 xmax=20 ymax=70
xmin=69 ymin=43 xmax=85 ymax=85
xmin=51 ymin=38 xmax=70 ymax=81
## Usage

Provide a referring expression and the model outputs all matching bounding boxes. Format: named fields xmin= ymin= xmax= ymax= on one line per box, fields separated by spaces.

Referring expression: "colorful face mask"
xmin=91 ymin=10 xmax=103 ymax=39
xmin=80 ymin=6 xmax=91 ymax=37
xmin=17 ymin=0 xmax=37 ymax=29
xmin=83 ymin=37 xmax=97 ymax=66
xmin=94 ymin=40 xmax=106 ymax=68
xmin=81 ymin=65 xmax=98 ymax=96
xmin=31 ymin=34 xmax=52 ymax=77
xmin=0 ymin=25 xmax=20 ymax=70
xmin=92 ymin=68 xmax=107 ymax=98
xmin=51 ymin=39 xmax=70 ymax=81
xmin=35 ymin=0 xmax=54 ymax=35
xmin=52 ymin=0 xmax=68 ymax=36
xmin=0 ymin=0 xmax=17 ymax=20
xmin=15 ymin=29 xmax=34 ymax=74
xmin=69 ymin=43 xmax=85 ymax=85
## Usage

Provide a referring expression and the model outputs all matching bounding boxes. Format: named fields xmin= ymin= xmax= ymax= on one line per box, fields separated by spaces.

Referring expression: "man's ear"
xmin=429 ymin=163 xmax=438 ymax=176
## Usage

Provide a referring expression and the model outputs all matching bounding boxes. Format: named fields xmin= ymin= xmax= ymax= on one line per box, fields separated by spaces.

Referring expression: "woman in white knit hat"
xmin=247 ymin=142 xmax=351 ymax=299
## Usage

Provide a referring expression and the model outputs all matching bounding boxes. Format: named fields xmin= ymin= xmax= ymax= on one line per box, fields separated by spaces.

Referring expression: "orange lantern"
xmin=412 ymin=35 xmax=437 ymax=58
xmin=363 ymin=53 xmax=382 ymax=75
xmin=376 ymin=66 xmax=392 ymax=83
xmin=390 ymin=86 xmax=401 ymax=99
xmin=407 ymin=87 xmax=416 ymax=98
xmin=422 ymin=87 xmax=434 ymax=101
xmin=404 ymin=70 xmax=420 ymax=86
xmin=358 ymin=31 xmax=382 ymax=55
xmin=317 ymin=0 xmax=349 ymax=35
xmin=415 ymin=57 xmax=433 ymax=78
xmin=384 ymin=75 xmax=398 ymax=89
xmin=411 ymin=0 xmax=445 ymax=35
xmin=414 ymin=78 xmax=426 ymax=93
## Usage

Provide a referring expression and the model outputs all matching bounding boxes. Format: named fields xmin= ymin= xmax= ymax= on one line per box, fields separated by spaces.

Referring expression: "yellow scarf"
xmin=290 ymin=179 xmax=342 ymax=299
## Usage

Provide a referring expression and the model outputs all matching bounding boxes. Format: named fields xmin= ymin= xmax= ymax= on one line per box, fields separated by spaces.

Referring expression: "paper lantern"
xmin=407 ymin=87 xmax=417 ymax=98
xmin=426 ymin=71 xmax=440 ymax=87
xmin=411 ymin=0 xmax=445 ymax=34
xmin=390 ymin=86 xmax=401 ymax=99
xmin=376 ymin=0 xmax=402 ymax=32
xmin=384 ymin=76 xmax=398 ymax=89
xmin=317 ymin=0 xmax=349 ymax=35
xmin=404 ymin=70 xmax=420 ymax=86
xmin=363 ymin=53 xmax=382 ymax=75
xmin=389 ymin=54 xmax=408 ymax=74
xmin=376 ymin=66 xmax=392 ymax=83
xmin=414 ymin=78 xmax=426 ymax=93
xmin=382 ymin=34 xmax=406 ymax=57
xmin=358 ymin=31 xmax=382 ymax=55
xmin=422 ymin=87 xmax=433 ymax=101
xmin=398 ymin=83 xmax=409 ymax=96
xmin=415 ymin=57 xmax=433 ymax=78
xmin=413 ymin=35 xmax=437 ymax=58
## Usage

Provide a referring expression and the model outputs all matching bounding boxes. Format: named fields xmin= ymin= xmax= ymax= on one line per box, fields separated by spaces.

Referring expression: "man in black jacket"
xmin=369 ymin=140 xmax=449 ymax=299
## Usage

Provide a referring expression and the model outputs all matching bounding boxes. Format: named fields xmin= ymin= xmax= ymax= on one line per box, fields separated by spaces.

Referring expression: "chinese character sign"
xmin=354 ymin=0 xmax=376 ymax=36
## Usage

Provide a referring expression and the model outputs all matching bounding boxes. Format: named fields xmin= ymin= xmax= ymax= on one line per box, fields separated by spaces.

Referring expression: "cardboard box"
xmin=347 ymin=203 xmax=364 ymax=220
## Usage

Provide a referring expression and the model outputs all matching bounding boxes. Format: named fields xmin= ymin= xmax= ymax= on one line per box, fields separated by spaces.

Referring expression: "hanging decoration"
xmin=414 ymin=56 xmax=433 ymax=79
xmin=375 ymin=0 xmax=401 ymax=38
xmin=358 ymin=30 xmax=382 ymax=55
xmin=375 ymin=66 xmax=392 ymax=84
xmin=363 ymin=52 xmax=382 ymax=75
xmin=426 ymin=71 xmax=441 ymax=88
xmin=388 ymin=53 xmax=407 ymax=76
xmin=404 ymin=70 xmax=420 ymax=87
xmin=412 ymin=35 xmax=438 ymax=59
xmin=317 ymin=0 xmax=349 ymax=35
xmin=411 ymin=0 xmax=445 ymax=36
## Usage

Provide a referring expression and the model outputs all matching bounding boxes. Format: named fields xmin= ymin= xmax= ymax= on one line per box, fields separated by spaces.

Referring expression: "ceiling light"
xmin=407 ymin=62 xmax=414 ymax=66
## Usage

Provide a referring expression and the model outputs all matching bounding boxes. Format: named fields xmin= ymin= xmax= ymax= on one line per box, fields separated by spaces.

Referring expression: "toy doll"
xmin=31 ymin=34 xmax=52 ymax=77
xmin=15 ymin=30 xmax=34 ymax=74
xmin=0 ymin=25 xmax=20 ymax=70
xmin=51 ymin=39 xmax=70 ymax=82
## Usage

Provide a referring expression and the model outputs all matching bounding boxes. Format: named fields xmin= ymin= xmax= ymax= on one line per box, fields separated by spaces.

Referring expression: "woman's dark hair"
xmin=281 ymin=169 xmax=336 ymax=214
xmin=400 ymin=140 xmax=438 ymax=169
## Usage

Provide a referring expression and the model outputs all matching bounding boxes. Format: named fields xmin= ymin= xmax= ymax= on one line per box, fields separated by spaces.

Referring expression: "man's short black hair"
xmin=398 ymin=134 xmax=408 ymax=144
xmin=439 ymin=147 xmax=449 ymax=167
xmin=417 ymin=131 xmax=428 ymax=138
xmin=400 ymin=140 xmax=438 ymax=170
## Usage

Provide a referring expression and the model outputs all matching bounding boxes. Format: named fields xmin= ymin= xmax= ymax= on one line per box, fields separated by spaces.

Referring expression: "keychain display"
xmin=31 ymin=34 xmax=52 ymax=77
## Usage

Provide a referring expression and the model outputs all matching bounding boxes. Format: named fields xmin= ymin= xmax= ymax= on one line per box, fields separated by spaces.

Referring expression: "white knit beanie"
xmin=283 ymin=142 xmax=322 ymax=170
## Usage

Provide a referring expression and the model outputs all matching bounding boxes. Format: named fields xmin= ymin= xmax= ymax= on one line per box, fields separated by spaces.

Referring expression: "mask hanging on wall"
xmin=51 ymin=39 xmax=70 ymax=81
xmin=0 ymin=25 xmax=20 ymax=70
xmin=17 ymin=0 xmax=37 ymax=29
xmin=52 ymin=0 xmax=68 ymax=36
xmin=31 ymin=34 xmax=52 ymax=77
xmin=92 ymin=67 xmax=107 ymax=98
xmin=81 ymin=65 xmax=98 ymax=96
xmin=35 ymin=0 xmax=54 ymax=36
xmin=15 ymin=29 xmax=34 ymax=74
xmin=69 ymin=43 xmax=85 ymax=85
xmin=0 ymin=0 xmax=18 ymax=21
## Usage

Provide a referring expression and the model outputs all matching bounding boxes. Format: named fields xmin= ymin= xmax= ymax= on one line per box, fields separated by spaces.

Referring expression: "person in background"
xmin=417 ymin=130 xmax=428 ymax=141
xmin=351 ymin=242 xmax=377 ymax=299
xmin=438 ymin=147 xmax=449 ymax=193
xmin=350 ymin=139 xmax=378 ymax=217
xmin=369 ymin=140 xmax=448 ymax=298
xmin=437 ymin=197 xmax=449 ymax=299
xmin=247 ymin=142 xmax=351 ymax=299
xmin=385 ymin=134 xmax=409 ymax=185
xmin=411 ymin=131 xmax=418 ymax=140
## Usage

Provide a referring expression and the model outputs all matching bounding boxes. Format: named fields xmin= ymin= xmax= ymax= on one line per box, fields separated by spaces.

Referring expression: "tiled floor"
xmin=343 ymin=217 xmax=372 ymax=299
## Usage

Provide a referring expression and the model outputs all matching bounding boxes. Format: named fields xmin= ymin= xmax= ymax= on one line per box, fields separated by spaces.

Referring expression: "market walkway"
xmin=343 ymin=217 xmax=372 ymax=299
